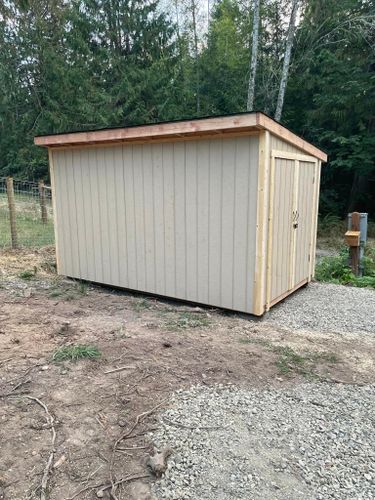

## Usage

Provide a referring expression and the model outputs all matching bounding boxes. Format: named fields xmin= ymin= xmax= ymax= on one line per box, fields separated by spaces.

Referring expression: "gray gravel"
xmin=266 ymin=282 xmax=375 ymax=334
xmin=151 ymin=384 xmax=375 ymax=500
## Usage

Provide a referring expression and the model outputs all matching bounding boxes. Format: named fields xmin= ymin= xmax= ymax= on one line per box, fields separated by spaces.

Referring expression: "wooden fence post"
xmin=350 ymin=212 xmax=360 ymax=276
xmin=38 ymin=180 xmax=48 ymax=224
xmin=6 ymin=176 xmax=18 ymax=248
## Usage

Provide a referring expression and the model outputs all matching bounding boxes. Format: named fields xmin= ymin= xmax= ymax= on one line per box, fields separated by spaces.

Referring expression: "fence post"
xmin=349 ymin=212 xmax=360 ymax=276
xmin=6 ymin=176 xmax=18 ymax=248
xmin=38 ymin=180 xmax=48 ymax=224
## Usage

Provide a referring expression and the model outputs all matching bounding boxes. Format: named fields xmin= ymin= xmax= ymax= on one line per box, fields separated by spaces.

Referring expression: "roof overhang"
xmin=34 ymin=112 xmax=327 ymax=162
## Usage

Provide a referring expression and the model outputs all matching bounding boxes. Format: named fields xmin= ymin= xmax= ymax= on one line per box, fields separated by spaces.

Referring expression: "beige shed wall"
xmin=270 ymin=134 xmax=313 ymax=156
xmin=51 ymin=136 xmax=259 ymax=313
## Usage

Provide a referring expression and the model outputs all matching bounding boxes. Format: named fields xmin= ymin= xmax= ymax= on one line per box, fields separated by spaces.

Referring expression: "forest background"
xmin=0 ymin=0 xmax=374 ymax=217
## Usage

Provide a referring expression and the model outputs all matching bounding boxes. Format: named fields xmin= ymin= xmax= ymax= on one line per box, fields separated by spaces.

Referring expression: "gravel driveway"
xmin=151 ymin=384 xmax=375 ymax=500
xmin=266 ymin=282 xmax=375 ymax=334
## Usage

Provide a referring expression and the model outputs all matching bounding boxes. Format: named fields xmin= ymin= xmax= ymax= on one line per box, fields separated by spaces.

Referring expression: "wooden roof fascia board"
xmin=42 ymin=129 xmax=262 ymax=152
xmin=35 ymin=114 xmax=258 ymax=148
xmin=35 ymin=112 xmax=327 ymax=162
xmin=256 ymin=113 xmax=327 ymax=162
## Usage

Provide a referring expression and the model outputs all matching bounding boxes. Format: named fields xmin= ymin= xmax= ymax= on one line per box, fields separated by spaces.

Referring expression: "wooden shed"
xmin=35 ymin=112 xmax=327 ymax=315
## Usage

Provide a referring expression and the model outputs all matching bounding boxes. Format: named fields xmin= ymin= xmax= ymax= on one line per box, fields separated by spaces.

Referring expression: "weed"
xmin=351 ymin=275 xmax=375 ymax=288
xmin=48 ymin=288 xmax=65 ymax=298
xmin=52 ymin=344 xmax=101 ymax=362
xmin=274 ymin=346 xmax=338 ymax=377
xmin=239 ymin=337 xmax=271 ymax=348
xmin=132 ymin=298 xmax=152 ymax=312
xmin=315 ymin=247 xmax=375 ymax=289
xmin=48 ymin=280 xmax=89 ymax=300
xmin=165 ymin=312 xmax=211 ymax=330
xmin=77 ymin=281 xmax=88 ymax=295
xmin=275 ymin=346 xmax=306 ymax=375
xmin=18 ymin=268 xmax=37 ymax=280
xmin=312 ymin=352 xmax=338 ymax=363
xmin=315 ymin=253 xmax=353 ymax=284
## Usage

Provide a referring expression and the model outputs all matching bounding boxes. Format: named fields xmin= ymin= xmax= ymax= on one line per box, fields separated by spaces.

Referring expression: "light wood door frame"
xmin=265 ymin=151 xmax=317 ymax=311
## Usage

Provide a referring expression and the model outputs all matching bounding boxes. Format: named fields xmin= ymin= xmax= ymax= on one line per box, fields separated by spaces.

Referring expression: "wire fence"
xmin=0 ymin=177 xmax=55 ymax=248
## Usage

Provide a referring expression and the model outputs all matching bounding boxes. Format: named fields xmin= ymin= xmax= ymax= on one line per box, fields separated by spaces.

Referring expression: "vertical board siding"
xmin=114 ymin=147 xmax=128 ymax=286
xmin=163 ymin=144 xmax=176 ymax=298
xmin=142 ymin=144 xmax=156 ymax=293
xmin=208 ymin=140 xmax=223 ymax=306
xmin=185 ymin=142 xmax=198 ymax=299
xmin=196 ymin=141 xmax=210 ymax=304
xmin=97 ymin=148 xmax=111 ymax=282
xmin=220 ymin=140 xmax=236 ymax=309
xmin=152 ymin=144 xmax=166 ymax=295
xmin=173 ymin=142 xmax=187 ymax=298
xmin=133 ymin=147 xmax=146 ymax=291
xmin=65 ymin=150 xmax=81 ymax=278
xmin=51 ymin=135 xmax=259 ymax=313
xmin=51 ymin=154 xmax=67 ymax=275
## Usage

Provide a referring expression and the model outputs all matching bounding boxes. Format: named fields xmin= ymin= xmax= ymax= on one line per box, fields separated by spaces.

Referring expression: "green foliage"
xmin=0 ymin=0 xmax=374 ymax=220
xmin=52 ymin=344 xmax=101 ymax=362
xmin=276 ymin=346 xmax=306 ymax=375
xmin=132 ymin=298 xmax=152 ymax=312
xmin=315 ymin=253 xmax=353 ymax=284
xmin=285 ymin=0 xmax=375 ymax=216
xmin=165 ymin=312 xmax=211 ymax=330
xmin=47 ymin=280 xmax=88 ymax=300
xmin=199 ymin=0 xmax=249 ymax=115
xmin=274 ymin=346 xmax=338 ymax=378
xmin=0 ymin=192 xmax=55 ymax=247
xmin=18 ymin=269 xmax=37 ymax=280
xmin=315 ymin=246 xmax=375 ymax=288
xmin=351 ymin=275 xmax=375 ymax=288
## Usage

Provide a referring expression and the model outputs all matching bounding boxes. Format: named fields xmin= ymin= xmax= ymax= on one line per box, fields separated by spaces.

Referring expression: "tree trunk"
xmin=348 ymin=173 xmax=369 ymax=213
xmin=191 ymin=0 xmax=200 ymax=114
xmin=274 ymin=0 xmax=299 ymax=122
xmin=247 ymin=0 xmax=261 ymax=111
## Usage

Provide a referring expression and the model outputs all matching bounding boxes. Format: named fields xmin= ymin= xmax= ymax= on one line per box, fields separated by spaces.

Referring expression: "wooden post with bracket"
xmin=345 ymin=212 xmax=361 ymax=276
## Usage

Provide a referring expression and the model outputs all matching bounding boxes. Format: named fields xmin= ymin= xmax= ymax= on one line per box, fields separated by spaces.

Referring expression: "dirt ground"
xmin=0 ymin=248 xmax=374 ymax=500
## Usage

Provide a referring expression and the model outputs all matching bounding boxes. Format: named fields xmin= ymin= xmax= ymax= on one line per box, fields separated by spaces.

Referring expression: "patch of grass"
xmin=48 ymin=280 xmax=89 ymax=300
xmin=52 ymin=344 xmax=101 ymax=362
xmin=274 ymin=346 xmax=338 ymax=377
xmin=77 ymin=281 xmax=88 ymax=295
xmin=311 ymin=352 xmax=338 ymax=363
xmin=18 ymin=268 xmax=37 ymax=280
xmin=48 ymin=288 xmax=64 ymax=298
xmin=165 ymin=312 xmax=211 ymax=330
xmin=131 ymin=298 xmax=152 ymax=312
xmin=275 ymin=346 xmax=306 ymax=375
xmin=0 ymin=194 xmax=54 ymax=248
xmin=239 ymin=337 xmax=271 ymax=348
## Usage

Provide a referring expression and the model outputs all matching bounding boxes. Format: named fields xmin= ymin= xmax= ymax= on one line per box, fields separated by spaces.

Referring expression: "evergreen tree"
xmin=285 ymin=0 xmax=375 ymax=214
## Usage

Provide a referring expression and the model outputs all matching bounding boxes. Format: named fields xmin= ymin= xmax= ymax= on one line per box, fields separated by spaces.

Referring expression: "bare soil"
xmin=0 ymin=248 xmax=374 ymax=499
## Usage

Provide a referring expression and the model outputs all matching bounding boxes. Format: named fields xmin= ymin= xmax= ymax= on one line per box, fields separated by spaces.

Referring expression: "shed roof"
xmin=34 ymin=111 xmax=327 ymax=162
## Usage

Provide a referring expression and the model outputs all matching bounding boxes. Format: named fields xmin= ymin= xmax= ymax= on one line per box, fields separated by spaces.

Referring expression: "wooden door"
xmin=293 ymin=161 xmax=317 ymax=286
xmin=266 ymin=152 xmax=318 ymax=309
xmin=268 ymin=157 xmax=296 ymax=304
